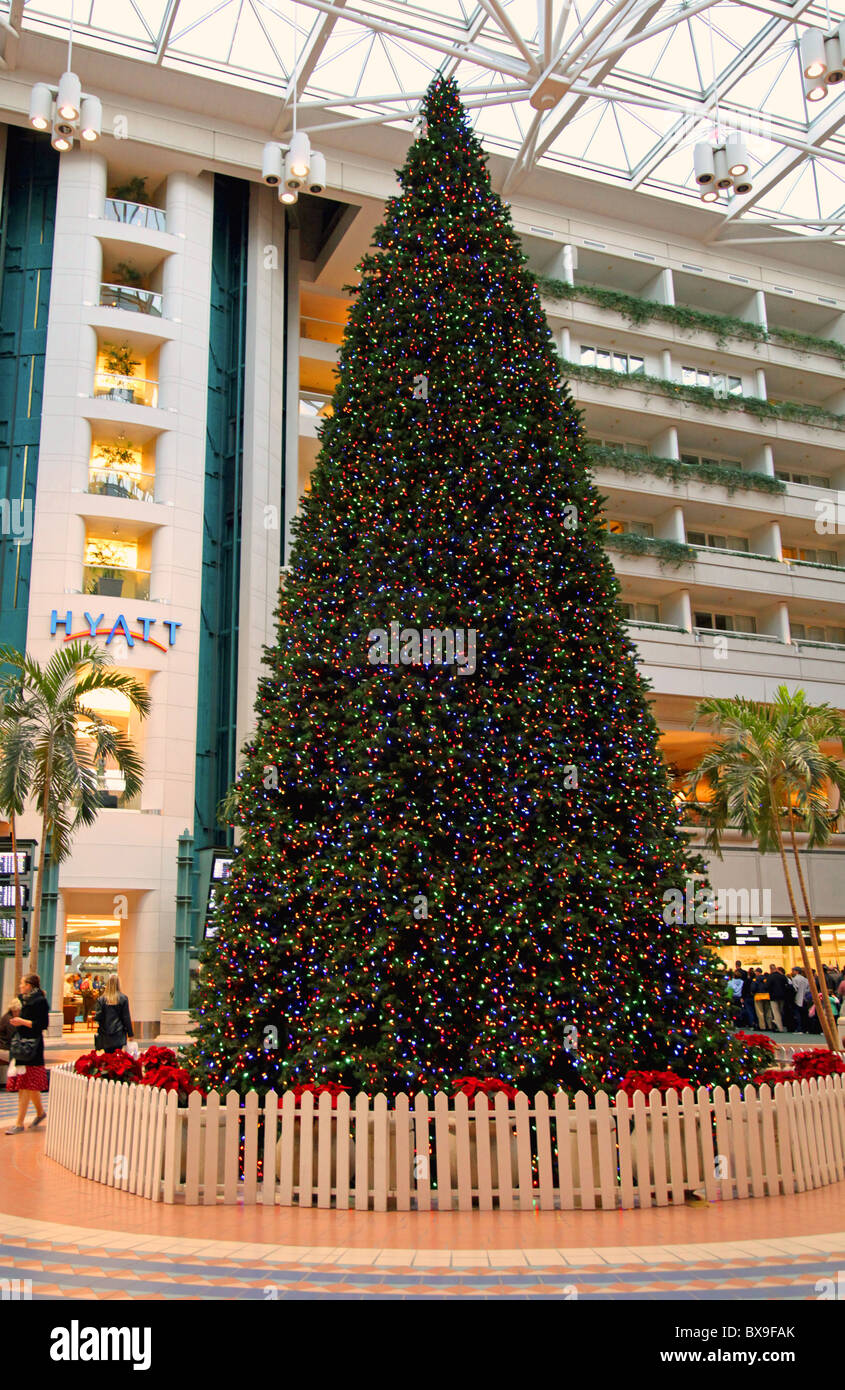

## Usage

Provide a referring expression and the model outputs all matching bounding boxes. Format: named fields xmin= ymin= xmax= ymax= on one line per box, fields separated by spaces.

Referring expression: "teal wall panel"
xmin=0 ymin=129 xmax=58 ymax=656
xmin=193 ymin=173 xmax=248 ymax=851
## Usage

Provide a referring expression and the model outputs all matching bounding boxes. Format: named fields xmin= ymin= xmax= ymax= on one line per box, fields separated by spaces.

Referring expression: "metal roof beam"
xmin=475 ymin=0 xmax=539 ymax=71
xmin=272 ymin=0 xmax=350 ymax=136
xmin=155 ymin=0 xmax=182 ymax=62
xmin=715 ymin=96 xmax=845 ymax=230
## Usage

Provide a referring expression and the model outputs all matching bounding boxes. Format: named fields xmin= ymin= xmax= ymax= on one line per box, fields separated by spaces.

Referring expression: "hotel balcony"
xmin=103 ymin=197 xmax=166 ymax=234
xmin=82 ymin=564 xmax=151 ymax=601
xmin=87 ymin=463 xmax=155 ymax=503
xmin=93 ymin=371 xmax=159 ymax=409
xmin=99 ymin=283 xmax=163 ymax=317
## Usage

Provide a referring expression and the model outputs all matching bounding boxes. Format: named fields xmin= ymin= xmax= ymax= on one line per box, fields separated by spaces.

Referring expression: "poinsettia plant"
xmin=140 ymin=1045 xmax=178 ymax=1074
xmin=617 ymin=1070 xmax=691 ymax=1103
xmin=735 ymin=1032 xmax=777 ymax=1056
xmin=74 ymin=1049 xmax=142 ymax=1083
xmin=792 ymin=1049 xmax=845 ymax=1080
xmin=754 ymin=1068 xmax=795 ymax=1086
xmin=291 ymin=1082 xmax=350 ymax=1108
xmin=140 ymin=1064 xmax=206 ymax=1104
xmin=450 ymin=1077 xmax=519 ymax=1107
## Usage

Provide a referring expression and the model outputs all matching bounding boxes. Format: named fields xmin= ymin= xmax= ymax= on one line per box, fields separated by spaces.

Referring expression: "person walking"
xmin=5 ymin=974 xmax=49 ymax=1134
xmin=739 ymin=967 xmax=757 ymax=1028
xmin=791 ymin=968 xmax=810 ymax=1032
xmin=778 ymin=967 xmax=796 ymax=1033
xmin=767 ymin=964 xmax=787 ymax=1032
xmin=752 ymin=969 xmax=774 ymax=1030
xmin=93 ymin=975 xmax=134 ymax=1054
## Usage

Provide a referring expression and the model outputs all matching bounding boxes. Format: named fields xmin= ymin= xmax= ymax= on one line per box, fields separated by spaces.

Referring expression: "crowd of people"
xmin=728 ymin=959 xmax=845 ymax=1034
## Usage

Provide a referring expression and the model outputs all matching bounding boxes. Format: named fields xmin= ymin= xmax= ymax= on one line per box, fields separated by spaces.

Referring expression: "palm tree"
xmin=687 ymin=686 xmax=845 ymax=1053
xmin=0 ymin=642 xmax=150 ymax=972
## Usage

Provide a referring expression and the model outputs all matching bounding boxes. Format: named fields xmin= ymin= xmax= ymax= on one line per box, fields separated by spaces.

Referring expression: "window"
xmin=694 ymin=611 xmax=757 ymax=634
xmin=680 ymin=452 xmax=742 ymax=470
xmin=782 ymin=545 xmax=838 ymax=565
xmin=591 ymin=436 xmax=649 ymax=456
xmin=620 ymin=601 xmax=660 ymax=623
xmin=608 ymin=519 xmax=654 ymax=537
xmin=682 ymin=367 xmax=742 ymax=397
xmin=581 ymin=345 xmax=644 ymax=376
xmin=687 ymin=530 xmax=750 ymax=552
xmin=775 ymin=470 xmax=830 ymax=489
xmin=791 ymin=622 xmax=845 ymax=644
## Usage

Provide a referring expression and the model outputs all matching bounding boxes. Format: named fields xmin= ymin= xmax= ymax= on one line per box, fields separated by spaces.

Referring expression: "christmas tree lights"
xmin=189 ymin=76 xmax=738 ymax=1098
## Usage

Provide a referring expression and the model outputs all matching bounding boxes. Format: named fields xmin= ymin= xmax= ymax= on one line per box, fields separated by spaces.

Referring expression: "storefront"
xmin=713 ymin=922 xmax=845 ymax=973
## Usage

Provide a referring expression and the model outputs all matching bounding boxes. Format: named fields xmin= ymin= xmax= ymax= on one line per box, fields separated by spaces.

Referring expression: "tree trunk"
xmin=771 ymin=813 xmax=839 ymax=1053
xmin=28 ymin=798 xmax=50 ymax=976
xmin=787 ymin=809 xmax=841 ymax=1051
xmin=10 ymin=812 xmax=22 ymax=986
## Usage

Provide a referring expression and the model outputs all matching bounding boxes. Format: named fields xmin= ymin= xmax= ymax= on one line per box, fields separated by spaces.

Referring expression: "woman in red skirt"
xmin=5 ymin=973 xmax=49 ymax=1134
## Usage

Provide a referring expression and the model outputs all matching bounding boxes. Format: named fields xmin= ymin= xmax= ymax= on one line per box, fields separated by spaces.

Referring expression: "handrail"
xmin=99 ymin=283 xmax=163 ymax=316
xmin=103 ymin=198 xmax=166 ymax=232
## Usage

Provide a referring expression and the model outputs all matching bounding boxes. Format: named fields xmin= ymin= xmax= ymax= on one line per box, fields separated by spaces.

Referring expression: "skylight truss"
xmin=15 ymin=0 xmax=845 ymax=239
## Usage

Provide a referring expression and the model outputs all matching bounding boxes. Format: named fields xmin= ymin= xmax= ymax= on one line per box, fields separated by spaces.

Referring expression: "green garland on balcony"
xmin=562 ymin=359 xmax=845 ymax=431
xmin=587 ymin=443 xmax=786 ymax=496
xmin=536 ymin=274 xmax=845 ymax=364
xmin=603 ymin=531 xmax=696 ymax=568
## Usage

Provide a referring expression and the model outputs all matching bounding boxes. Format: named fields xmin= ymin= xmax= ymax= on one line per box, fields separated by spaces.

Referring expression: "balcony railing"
xmin=92 ymin=772 xmax=141 ymax=811
xmin=87 ymin=466 xmax=155 ymax=503
xmin=103 ymin=198 xmax=166 ymax=233
xmin=83 ymin=565 xmax=150 ymax=601
xmin=93 ymin=372 xmax=159 ymax=408
xmin=99 ymin=283 xmax=163 ymax=317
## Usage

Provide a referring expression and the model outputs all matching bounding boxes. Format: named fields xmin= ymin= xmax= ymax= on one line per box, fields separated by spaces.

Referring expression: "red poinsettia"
xmin=618 ymin=1070 xmax=691 ymax=1102
xmin=140 ymin=1045 xmax=178 ymax=1074
xmin=291 ymin=1082 xmax=350 ymax=1109
xmin=754 ymin=1068 xmax=796 ymax=1086
xmin=73 ymin=1049 xmax=142 ymax=1083
xmin=735 ymin=1031 xmax=777 ymax=1056
xmin=792 ymin=1049 xmax=845 ymax=1081
xmin=140 ymin=1064 xmax=206 ymax=1101
xmin=450 ymin=1077 xmax=519 ymax=1107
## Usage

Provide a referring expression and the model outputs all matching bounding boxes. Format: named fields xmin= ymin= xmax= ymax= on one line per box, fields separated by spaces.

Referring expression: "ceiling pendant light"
xmin=805 ymin=72 xmax=828 ymax=101
xmin=56 ymin=70 xmax=81 ymax=121
xmin=288 ymin=130 xmax=311 ymax=180
xmin=801 ymin=26 xmax=827 ymax=79
xmin=262 ymin=142 xmax=283 ymax=185
xmin=693 ymin=143 xmax=715 ymax=186
xmin=725 ymin=138 xmax=748 ymax=177
xmin=28 ymin=83 xmax=53 ymax=131
xmin=79 ymin=95 xmax=102 ymax=141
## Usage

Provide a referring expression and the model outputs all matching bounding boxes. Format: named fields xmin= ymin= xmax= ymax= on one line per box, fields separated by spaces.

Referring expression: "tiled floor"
xmin=2 ymin=1097 xmax=845 ymax=1298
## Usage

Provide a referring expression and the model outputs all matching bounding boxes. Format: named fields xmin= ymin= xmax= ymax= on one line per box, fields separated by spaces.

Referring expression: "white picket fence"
xmin=44 ymin=1065 xmax=845 ymax=1210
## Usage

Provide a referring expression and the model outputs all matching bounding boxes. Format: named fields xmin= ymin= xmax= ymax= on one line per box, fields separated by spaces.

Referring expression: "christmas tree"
xmin=190 ymin=76 xmax=738 ymax=1097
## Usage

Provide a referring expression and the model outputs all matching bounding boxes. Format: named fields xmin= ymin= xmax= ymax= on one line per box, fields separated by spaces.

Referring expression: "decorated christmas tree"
xmin=190 ymin=76 xmax=739 ymax=1097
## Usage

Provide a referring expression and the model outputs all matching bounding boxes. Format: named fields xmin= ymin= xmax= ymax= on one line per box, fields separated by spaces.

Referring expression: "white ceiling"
xmin=15 ymin=0 xmax=845 ymax=241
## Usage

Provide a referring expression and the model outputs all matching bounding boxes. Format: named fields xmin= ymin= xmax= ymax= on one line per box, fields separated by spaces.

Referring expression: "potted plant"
xmin=86 ymin=539 xmax=126 ymax=597
xmin=94 ymin=439 xmax=138 ymax=498
xmin=113 ymin=260 xmax=144 ymax=286
xmin=102 ymin=342 xmax=140 ymax=403
xmin=110 ymin=176 xmax=149 ymax=204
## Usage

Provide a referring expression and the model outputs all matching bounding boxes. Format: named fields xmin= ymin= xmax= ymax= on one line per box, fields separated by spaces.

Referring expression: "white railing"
xmin=103 ymin=198 xmax=166 ymax=233
xmin=44 ymin=1067 xmax=845 ymax=1210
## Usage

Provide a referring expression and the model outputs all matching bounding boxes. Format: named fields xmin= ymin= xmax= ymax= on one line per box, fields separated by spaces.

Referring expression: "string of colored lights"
xmin=188 ymin=75 xmax=743 ymax=1099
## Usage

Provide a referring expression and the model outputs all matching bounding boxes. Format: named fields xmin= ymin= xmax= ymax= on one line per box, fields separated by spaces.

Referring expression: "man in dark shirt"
xmin=752 ymin=969 xmax=774 ymax=1030
xmin=767 ymin=964 xmax=788 ymax=1032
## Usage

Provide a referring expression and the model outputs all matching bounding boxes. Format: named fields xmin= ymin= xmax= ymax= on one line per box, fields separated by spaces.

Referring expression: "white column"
xmin=283 ymin=220 xmax=301 ymax=563
xmin=748 ymin=443 xmax=775 ymax=477
xmin=754 ymin=368 xmax=767 ymax=400
xmin=644 ymin=267 xmax=674 ymax=305
xmin=561 ymin=326 xmax=571 ymax=360
xmin=758 ymin=601 xmax=790 ymax=643
xmin=662 ymin=590 xmax=693 ymax=631
xmin=654 ymin=505 xmax=685 ymax=542
xmin=237 ymin=184 xmax=287 ymax=755
xmin=750 ymin=520 xmax=782 ymax=560
xmin=742 ymin=290 xmax=767 ymax=330
xmin=661 ymin=349 xmax=673 ymax=380
xmin=651 ymin=426 xmax=679 ymax=460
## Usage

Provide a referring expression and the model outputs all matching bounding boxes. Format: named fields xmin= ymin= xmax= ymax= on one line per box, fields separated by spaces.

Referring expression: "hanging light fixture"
xmin=725 ymin=138 xmax=748 ymax=177
xmin=265 ymin=6 xmax=327 ymax=208
xmin=801 ymin=26 xmax=827 ymax=78
xmin=693 ymin=143 xmax=715 ymax=186
xmin=28 ymin=0 xmax=102 ymax=150
xmin=805 ymin=72 xmax=828 ymax=101
xmin=28 ymin=83 xmax=53 ymax=131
